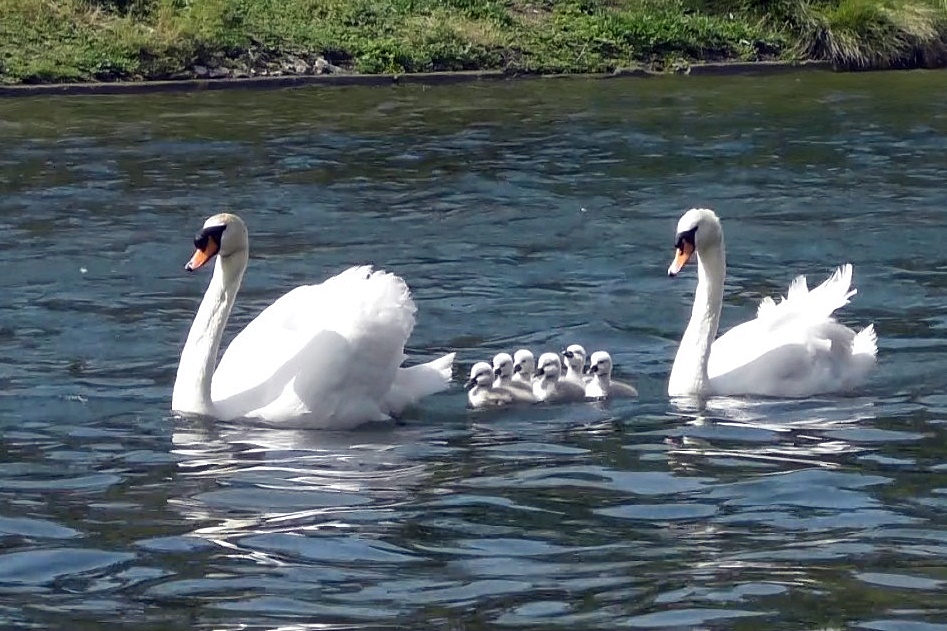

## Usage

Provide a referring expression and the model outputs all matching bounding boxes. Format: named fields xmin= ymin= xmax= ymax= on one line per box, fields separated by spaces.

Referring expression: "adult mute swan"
xmin=171 ymin=213 xmax=455 ymax=428
xmin=667 ymin=208 xmax=877 ymax=398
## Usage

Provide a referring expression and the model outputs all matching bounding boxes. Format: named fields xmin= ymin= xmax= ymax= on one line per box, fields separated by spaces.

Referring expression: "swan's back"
xmin=709 ymin=264 xmax=877 ymax=397
xmin=211 ymin=266 xmax=424 ymax=426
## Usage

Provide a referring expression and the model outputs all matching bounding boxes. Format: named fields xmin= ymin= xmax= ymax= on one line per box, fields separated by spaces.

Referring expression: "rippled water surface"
xmin=2 ymin=70 xmax=947 ymax=630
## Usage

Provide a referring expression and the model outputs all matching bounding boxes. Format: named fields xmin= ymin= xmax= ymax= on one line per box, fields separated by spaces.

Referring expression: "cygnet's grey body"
xmin=467 ymin=362 xmax=516 ymax=408
xmin=585 ymin=351 xmax=638 ymax=399
xmin=561 ymin=344 xmax=590 ymax=387
xmin=533 ymin=352 xmax=587 ymax=403
xmin=492 ymin=353 xmax=535 ymax=402
xmin=511 ymin=349 xmax=536 ymax=389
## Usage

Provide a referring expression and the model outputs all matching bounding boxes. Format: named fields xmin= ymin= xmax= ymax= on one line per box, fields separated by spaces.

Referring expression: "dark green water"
xmin=1 ymin=70 xmax=947 ymax=630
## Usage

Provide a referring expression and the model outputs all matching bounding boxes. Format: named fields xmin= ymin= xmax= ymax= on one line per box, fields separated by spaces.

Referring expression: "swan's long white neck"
xmin=668 ymin=241 xmax=725 ymax=396
xmin=171 ymin=251 xmax=248 ymax=415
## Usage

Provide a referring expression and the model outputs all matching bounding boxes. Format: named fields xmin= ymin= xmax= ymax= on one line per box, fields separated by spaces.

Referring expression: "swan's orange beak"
xmin=185 ymin=237 xmax=219 ymax=272
xmin=668 ymin=241 xmax=694 ymax=277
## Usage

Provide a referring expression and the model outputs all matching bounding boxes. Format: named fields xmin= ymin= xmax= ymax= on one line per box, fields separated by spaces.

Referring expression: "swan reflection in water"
xmin=665 ymin=394 xmax=880 ymax=472
xmin=168 ymin=415 xmax=435 ymax=545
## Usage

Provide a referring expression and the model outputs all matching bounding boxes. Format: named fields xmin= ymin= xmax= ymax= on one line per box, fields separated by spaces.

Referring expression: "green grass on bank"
xmin=1 ymin=0 xmax=946 ymax=84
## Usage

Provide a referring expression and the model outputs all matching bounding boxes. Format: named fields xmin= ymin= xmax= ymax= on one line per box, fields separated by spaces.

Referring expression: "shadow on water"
xmin=0 ymin=71 xmax=947 ymax=629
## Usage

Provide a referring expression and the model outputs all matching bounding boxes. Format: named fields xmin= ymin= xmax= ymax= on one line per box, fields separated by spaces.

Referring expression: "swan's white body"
xmin=512 ymin=349 xmax=536 ymax=387
xmin=492 ymin=353 xmax=535 ymax=400
xmin=467 ymin=362 xmax=524 ymax=408
xmin=667 ymin=208 xmax=877 ymax=399
xmin=533 ymin=352 xmax=587 ymax=403
xmin=585 ymin=351 xmax=638 ymax=399
xmin=561 ymin=344 xmax=589 ymax=387
xmin=171 ymin=214 xmax=455 ymax=429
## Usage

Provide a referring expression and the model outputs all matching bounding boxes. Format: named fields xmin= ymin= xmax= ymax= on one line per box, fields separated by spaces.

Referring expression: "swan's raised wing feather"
xmin=709 ymin=264 xmax=875 ymax=397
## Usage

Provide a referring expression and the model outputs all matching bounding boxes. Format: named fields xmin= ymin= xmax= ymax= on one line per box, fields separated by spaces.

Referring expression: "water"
xmin=1 ymin=70 xmax=947 ymax=630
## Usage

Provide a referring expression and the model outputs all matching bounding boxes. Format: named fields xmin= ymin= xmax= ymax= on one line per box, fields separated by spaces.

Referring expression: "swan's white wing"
xmin=708 ymin=265 xmax=876 ymax=397
xmin=211 ymin=266 xmax=418 ymax=427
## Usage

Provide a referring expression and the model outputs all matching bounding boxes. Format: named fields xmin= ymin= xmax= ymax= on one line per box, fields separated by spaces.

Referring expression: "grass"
xmin=691 ymin=0 xmax=947 ymax=68
xmin=0 ymin=0 xmax=945 ymax=83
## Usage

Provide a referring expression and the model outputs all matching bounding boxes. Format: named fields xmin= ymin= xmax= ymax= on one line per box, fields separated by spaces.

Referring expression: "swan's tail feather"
xmin=383 ymin=352 xmax=456 ymax=414
xmin=853 ymin=324 xmax=878 ymax=358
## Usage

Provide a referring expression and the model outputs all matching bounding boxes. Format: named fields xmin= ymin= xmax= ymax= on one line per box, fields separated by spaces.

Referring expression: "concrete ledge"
xmin=0 ymin=61 xmax=836 ymax=98
xmin=684 ymin=60 xmax=833 ymax=75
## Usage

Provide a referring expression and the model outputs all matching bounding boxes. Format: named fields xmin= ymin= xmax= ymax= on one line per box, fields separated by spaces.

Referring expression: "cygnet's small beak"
xmin=535 ymin=367 xmax=545 ymax=377
xmin=513 ymin=364 xmax=522 ymax=374
xmin=589 ymin=365 xmax=599 ymax=375
xmin=493 ymin=367 xmax=502 ymax=377
xmin=465 ymin=378 xmax=477 ymax=390
xmin=562 ymin=350 xmax=573 ymax=358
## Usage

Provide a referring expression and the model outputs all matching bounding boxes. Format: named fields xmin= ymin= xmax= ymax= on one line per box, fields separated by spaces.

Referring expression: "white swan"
xmin=467 ymin=362 xmax=516 ymax=408
xmin=585 ymin=351 xmax=638 ymax=399
xmin=667 ymin=208 xmax=877 ymax=398
xmin=561 ymin=344 xmax=589 ymax=386
xmin=171 ymin=213 xmax=455 ymax=428
xmin=512 ymin=349 xmax=536 ymax=387
xmin=492 ymin=353 xmax=534 ymax=399
xmin=533 ymin=352 xmax=587 ymax=403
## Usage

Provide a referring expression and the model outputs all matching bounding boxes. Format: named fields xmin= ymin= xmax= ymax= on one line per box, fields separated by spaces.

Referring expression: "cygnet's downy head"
xmin=668 ymin=207 xmax=723 ymax=277
xmin=588 ymin=351 xmax=613 ymax=378
xmin=186 ymin=213 xmax=249 ymax=272
xmin=561 ymin=344 xmax=587 ymax=372
xmin=536 ymin=352 xmax=563 ymax=380
xmin=492 ymin=353 xmax=515 ymax=379
xmin=513 ymin=349 xmax=535 ymax=377
xmin=467 ymin=362 xmax=495 ymax=389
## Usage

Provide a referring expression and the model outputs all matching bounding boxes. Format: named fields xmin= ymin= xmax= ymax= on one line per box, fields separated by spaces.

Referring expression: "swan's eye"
xmin=194 ymin=224 xmax=226 ymax=251
xmin=675 ymin=226 xmax=697 ymax=250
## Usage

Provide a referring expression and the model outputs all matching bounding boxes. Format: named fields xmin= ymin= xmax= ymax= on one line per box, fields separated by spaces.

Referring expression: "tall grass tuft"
xmin=689 ymin=0 xmax=947 ymax=68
